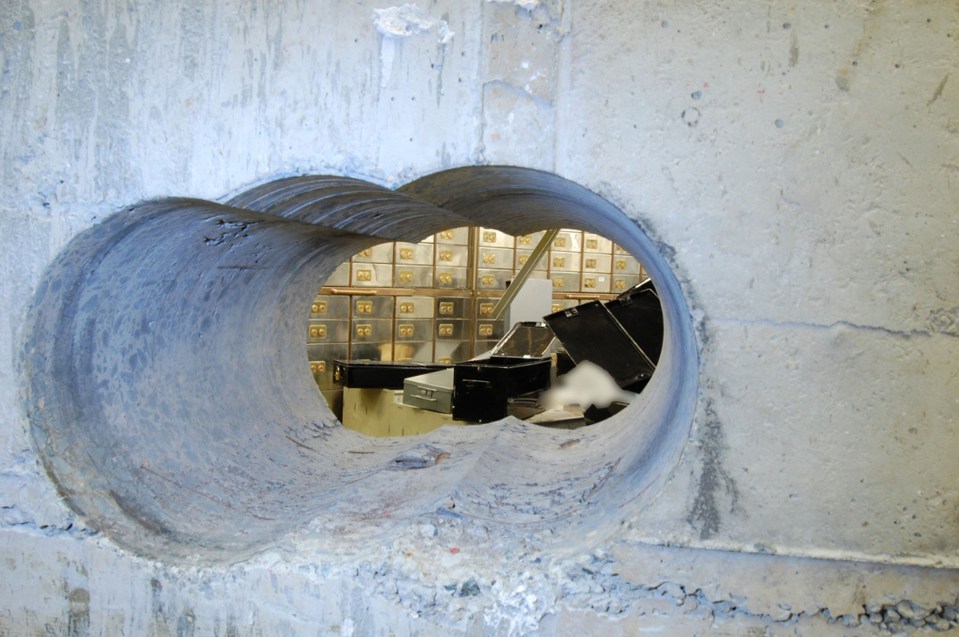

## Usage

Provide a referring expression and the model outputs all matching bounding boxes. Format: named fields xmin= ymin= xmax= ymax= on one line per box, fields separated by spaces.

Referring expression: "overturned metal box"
xmin=403 ymin=367 xmax=455 ymax=414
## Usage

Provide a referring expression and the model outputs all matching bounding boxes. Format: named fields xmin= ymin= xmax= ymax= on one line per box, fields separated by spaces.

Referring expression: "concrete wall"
xmin=2 ymin=0 xmax=957 ymax=634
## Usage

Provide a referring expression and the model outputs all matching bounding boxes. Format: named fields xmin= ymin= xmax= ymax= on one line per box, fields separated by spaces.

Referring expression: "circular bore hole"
xmin=308 ymin=225 xmax=663 ymax=435
xmin=21 ymin=167 xmax=697 ymax=563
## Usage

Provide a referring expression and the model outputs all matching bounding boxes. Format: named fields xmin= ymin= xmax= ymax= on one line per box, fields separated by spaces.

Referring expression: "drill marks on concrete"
xmin=373 ymin=5 xmax=453 ymax=90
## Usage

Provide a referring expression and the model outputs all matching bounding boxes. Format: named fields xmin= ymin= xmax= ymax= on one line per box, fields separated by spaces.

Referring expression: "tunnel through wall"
xmin=21 ymin=166 xmax=698 ymax=563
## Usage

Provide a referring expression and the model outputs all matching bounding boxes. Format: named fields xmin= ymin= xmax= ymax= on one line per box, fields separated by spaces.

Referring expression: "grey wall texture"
xmin=1 ymin=0 xmax=958 ymax=635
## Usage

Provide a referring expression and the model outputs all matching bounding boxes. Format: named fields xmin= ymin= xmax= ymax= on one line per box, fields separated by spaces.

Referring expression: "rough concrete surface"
xmin=1 ymin=0 xmax=957 ymax=634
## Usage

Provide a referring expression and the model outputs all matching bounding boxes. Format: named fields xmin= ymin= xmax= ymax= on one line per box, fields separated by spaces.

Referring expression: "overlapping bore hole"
xmin=22 ymin=166 xmax=697 ymax=562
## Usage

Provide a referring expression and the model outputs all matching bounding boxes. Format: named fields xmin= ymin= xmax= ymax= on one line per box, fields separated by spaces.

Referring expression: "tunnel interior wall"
xmin=1 ymin=0 xmax=957 ymax=633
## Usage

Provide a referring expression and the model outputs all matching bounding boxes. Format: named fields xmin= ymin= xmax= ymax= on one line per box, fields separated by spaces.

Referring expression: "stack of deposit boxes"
xmin=307 ymin=226 xmax=646 ymax=428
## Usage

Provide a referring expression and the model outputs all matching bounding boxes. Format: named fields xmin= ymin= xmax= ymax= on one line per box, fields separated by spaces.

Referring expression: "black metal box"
xmin=452 ymin=357 xmax=551 ymax=423
xmin=332 ymin=360 xmax=451 ymax=389
xmin=605 ymin=278 xmax=663 ymax=365
xmin=543 ymin=300 xmax=655 ymax=389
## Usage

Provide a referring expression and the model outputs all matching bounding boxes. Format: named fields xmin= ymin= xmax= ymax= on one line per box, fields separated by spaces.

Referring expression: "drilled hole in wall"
xmin=21 ymin=166 xmax=697 ymax=563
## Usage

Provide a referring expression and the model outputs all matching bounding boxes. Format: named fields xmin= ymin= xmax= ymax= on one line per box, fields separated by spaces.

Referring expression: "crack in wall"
xmin=712 ymin=315 xmax=959 ymax=339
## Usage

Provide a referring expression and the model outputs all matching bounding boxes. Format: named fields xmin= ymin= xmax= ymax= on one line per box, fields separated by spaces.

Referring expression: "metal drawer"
xmin=403 ymin=368 xmax=455 ymax=414
xmin=475 ymin=299 xmax=499 ymax=319
xmin=434 ymin=226 xmax=470 ymax=245
xmin=308 ymin=343 xmax=350 ymax=388
xmin=549 ymin=251 xmax=581 ymax=273
xmin=583 ymin=233 xmax=613 ymax=254
xmin=581 ymin=274 xmax=612 ymax=293
xmin=435 ymin=267 xmax=468 ymax=289
xmin=353 ymin=296 xmax=393 ymax=319
xmin=351 ymin=263 xmax=393 ymax=287
xmin=583 ymin=254 xmax=612 ymax=274
xmin=612 ymin=275 xmax=642 ymax=293
xmin=393 ymin=264 xmax=433 ymax=287
xmin=392 ymin=342 xmax=435 ymax=363
xmin=434 ymin=340 xmax=471 ymax=365
xmin=436 ymin=296 xmax=472 ymax=319
xmin=476 ymin=268 xmax=511 ymax=291
xmin=515 ymin=231 xmax=547 ymax=248
xmin=476 ymin=319 xmax=506 ymax=341
xmin=351 ymin=318 xmax=393 ymax=343
xmin=478 ymin=247 xmax=514 ymax=270
xmin=395 ymin=319 xmax=434 ymax=341
xmin=435 ymin=244 xmax=469 ymax=267
xmin=352 ymin=242 xmax=395 ymax=263
xmin=395 ymin=295 xmax=434 ymax=318
xmin=478 ymin=227 xmax=514 ymax=248
xmin=515 ymin=249 xmax=548 ymax=272
xmin=436 ymin=319 xmax=471 ymax=341
xmin=613 ymin=255 xmax=642 ymax=275
xmin=551 ymin=230 xmax=581 ymax=252
xmin=550 ymin=272 xmax=581 ymax=291
xmin=310 ymin=295 xmax=350 ymax=318
xmin=307 ymin=319 xmax=350 ymax=343
xmin=394 ymin=242 xmax=434 ymax=265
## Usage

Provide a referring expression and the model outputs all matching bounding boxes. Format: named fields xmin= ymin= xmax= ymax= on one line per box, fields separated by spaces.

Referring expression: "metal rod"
xmin=490 ymin=228 xmax=559 ymax=320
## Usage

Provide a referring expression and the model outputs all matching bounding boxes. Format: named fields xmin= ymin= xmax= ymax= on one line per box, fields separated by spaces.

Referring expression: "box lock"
xmin=551 ymin=303 xmax=563 ymax=313
xmin=482 ymin=252 xmax=496 ymax=265
xmin=357 ymin=248 xmax=372 ymax=258
xmin=356 ymin=269 xmax=372 ymax=282
xmin=437 ymin=356 xmax=452 ymax=365
xmin=553 ymin=236 xmax=568 ymax=248
xmin=309 ymin=325 xmax=328 ymax=339
xmin=552 ymin=277 xmax=566 ymax=288
xmin=398 ymin=324 xmax=414 ymax=338
xmin=438 ymin=229 xmax=455 ymax=240
xmin=518 ymin=254 xmax=529 ymax=266
xmin=438 ymin=272 xmax=453 ymax=285
xmin=553 ymin=256 xmax=566 ymax=268
xmin=585 ymin=258 xmax=597 ymax=269
xmin=479 ymin=302 xmax=494 ymax=316
xmin=399 ymin=302 xmax=415 ymax=314
xmin=398 ymin=270 xmax=414 ymax=283
xmin=438 ymin=249 xmax=453 ymax=262
xmin=586 ymin=238 xmax=598 ymax=250
xmin=482 ymin=230 xmax=497 ymax=243
xmin=438 ymin=323 xmax=454 ymax=337
xmin=584 ymin=278 xmax=596 ymax=289
xmin=480 ymin=275 xmax=495 ymax=286
xmin=518 ymin=235 xmax=533 ymax=246
xmin=438 ymin=301 xmax=454 ymax=315
xmin=614 ymin=279 xmax=627 ymax=290
xmin=311 ymin=301 xmax=328 ymax=315
xmin=311 ymin=361 xmax=327 ymax=375
xmin=356 ymin=300 xmax=373 ymax=314
xmin=478 ymin=324 xmax=494 ymax=337
xmin=355 ymin=324 xmax=373 ymax=338
xmin=615 ymin=259 xmax=627 ymax=271
xmin=399 ymin=247 xmax=415 ymax=260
